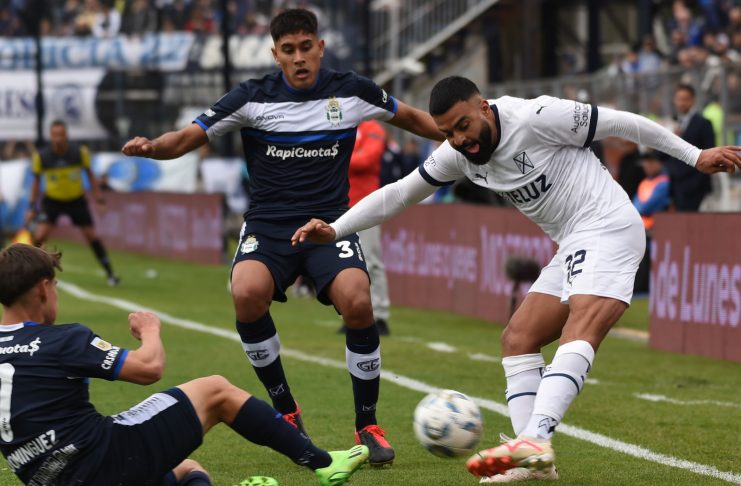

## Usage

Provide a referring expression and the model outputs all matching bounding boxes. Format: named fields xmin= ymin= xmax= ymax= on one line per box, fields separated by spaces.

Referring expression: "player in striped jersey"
xmin=122 ymin=8 xmax=444 ymax=467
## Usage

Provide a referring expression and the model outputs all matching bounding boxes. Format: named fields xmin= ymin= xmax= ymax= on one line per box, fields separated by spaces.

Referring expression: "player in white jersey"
xmin=291 ymin=76 xmax=741 ymax=482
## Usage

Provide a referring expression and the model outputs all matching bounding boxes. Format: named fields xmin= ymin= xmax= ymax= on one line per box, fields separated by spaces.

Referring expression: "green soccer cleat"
xmin=315 ymin=444 xmax=369 ymax=486
xmin=235 ymin=477 xmax=279 ymax=486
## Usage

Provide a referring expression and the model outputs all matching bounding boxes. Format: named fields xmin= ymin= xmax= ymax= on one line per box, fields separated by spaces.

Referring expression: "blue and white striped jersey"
xmin=194 ymin=69 xmax=397 ymax=223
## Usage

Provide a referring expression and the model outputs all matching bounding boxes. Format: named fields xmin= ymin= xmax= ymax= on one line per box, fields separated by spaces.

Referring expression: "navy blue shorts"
xmin=40 ymin=196 xmax=94 ymax=227
xmin=233 ymin=219 xmax=369 ymax=305
xmin=85 ymin=387 xmax=203 ymax=486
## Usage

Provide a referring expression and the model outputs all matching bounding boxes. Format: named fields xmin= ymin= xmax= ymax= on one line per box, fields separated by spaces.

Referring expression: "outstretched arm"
xmin=388 ymin=101 xmax=445 ymax=142
xmin=595 ymin=107 xmax=741 ymax=174
xmin=121 ymin=124 xmax=208 ymax=160
xmin=292 ymin=169 xmax=438 ymax=245
xmin=118 ymin=311 xmax=165 ymax=385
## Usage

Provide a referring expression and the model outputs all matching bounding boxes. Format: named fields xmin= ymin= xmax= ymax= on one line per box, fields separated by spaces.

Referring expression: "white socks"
xmin=522 ymin=340 xmax=595 ymax=440
xmin=503 ymin=353 xmax=545 ymax=436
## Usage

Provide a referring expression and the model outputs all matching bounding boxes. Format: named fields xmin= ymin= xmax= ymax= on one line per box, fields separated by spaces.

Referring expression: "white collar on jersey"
xmin=0 ymin=323 xmax=25 ymax=332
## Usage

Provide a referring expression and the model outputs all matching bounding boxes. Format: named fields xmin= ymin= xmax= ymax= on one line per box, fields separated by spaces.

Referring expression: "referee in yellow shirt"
xmin=27 ymin=120 xmax=119 ymax=286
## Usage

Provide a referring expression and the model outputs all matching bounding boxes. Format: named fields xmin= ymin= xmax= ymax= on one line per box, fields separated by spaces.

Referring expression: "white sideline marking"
xmin=468 ymin=353 xmax=501 ymax=363
xmin=427 ymin=342 xmax=457 ymax=353
xmin=636 ymin=393 xmax=741 ymax=409
xmin=314 ymin=319 xmax=340 ymax=329
xmin=58 ymin=281 xmax=741 ymax=485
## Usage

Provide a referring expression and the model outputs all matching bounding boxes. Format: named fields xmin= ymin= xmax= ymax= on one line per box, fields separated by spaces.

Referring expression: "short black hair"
xmin=270 ymin=8 xmax=318 ymax=41
xmin=0 ymin=244 xmax=62 ymax=307
xmin=50 ymin=119 xmax=66 ymax=129
xmin=675 ymin=83 xmax=695 ymax=98
xmin=429 ymin=76 xmax=481 ymax=116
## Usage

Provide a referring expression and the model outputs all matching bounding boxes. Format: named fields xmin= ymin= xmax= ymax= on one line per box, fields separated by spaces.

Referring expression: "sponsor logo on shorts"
xmin=241 ymin=235 xmax=259 ymax=254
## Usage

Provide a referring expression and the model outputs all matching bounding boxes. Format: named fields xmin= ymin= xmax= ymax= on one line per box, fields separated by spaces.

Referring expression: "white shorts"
xmin=529 ymin=204 xmax=646 ymax=305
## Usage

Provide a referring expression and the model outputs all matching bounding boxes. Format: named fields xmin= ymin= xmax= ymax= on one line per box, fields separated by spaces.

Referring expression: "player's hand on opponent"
xmin=695 ymin=146 xmax=741 ymax=174
xmin=128 ymin=311 xmax=161 ymax=341
xmin=291 ymin=218 xmax=336 ymax=245
xmin=121 ymin=137 xmax=155 ymax=157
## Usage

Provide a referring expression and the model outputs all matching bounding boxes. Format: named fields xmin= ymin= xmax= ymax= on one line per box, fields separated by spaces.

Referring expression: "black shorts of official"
xmin=86 ymin=387 xmax=203 ymax=486
xmin=233 ymin=219 xmax=369 ymax=305
xmin=40 ymin=196 xmax=94 ymax=227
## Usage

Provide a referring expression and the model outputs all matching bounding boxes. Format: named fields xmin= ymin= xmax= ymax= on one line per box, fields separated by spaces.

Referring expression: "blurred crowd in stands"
xmin=0 ymin=0 xmax=335 ymax=38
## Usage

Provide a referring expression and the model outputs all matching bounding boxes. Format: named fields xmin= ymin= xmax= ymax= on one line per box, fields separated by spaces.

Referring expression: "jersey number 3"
xmin=0 ymin=363 xmax=14 ymax=442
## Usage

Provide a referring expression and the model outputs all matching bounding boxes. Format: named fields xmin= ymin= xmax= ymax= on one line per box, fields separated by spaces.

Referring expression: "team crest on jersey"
xmin=91 ymin=337 xmax=112 ymax=351
xmin=513 ymin=151 xmax=534 ymax=175
xmin=241 ymin=234 xmax=259 ymax=254
xmin=326 ymin=97 xmax=343 ymax=126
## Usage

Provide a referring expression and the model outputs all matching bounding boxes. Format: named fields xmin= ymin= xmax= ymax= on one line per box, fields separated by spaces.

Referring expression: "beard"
xmin=454 ymin=122 xmax=494 ymax=165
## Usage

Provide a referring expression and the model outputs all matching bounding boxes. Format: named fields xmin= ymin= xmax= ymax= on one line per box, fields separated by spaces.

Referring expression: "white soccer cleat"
xmin=466 ymin=436 xmax=554 ymax=477
xmin=479 ymin=466 xmax=559 ymax=483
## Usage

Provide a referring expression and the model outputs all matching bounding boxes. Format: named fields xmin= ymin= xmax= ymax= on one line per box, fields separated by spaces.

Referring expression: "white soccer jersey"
xmin=330 ymin=94 xmax=701 ymax=245
xmin=419 ymin=96 xmax=630 ymax=243
xmin=328 ymin=94 xmax=701 ymax=303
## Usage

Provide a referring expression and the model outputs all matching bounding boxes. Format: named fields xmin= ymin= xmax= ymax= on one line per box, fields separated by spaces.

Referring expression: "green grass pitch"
xmin=0 ymin=241 xmax=739 ymax=485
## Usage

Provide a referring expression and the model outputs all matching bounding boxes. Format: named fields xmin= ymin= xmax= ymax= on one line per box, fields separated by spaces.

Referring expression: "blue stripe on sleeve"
xmin=112 ymin=349 xmax=129 ymax=380
xmin=193 ymin=119 xmax=208 ymax=131
xmin=418 ymin=165 xmax=455 ymax=187
xmin=390 ymin=96 xmax=398 ymax=114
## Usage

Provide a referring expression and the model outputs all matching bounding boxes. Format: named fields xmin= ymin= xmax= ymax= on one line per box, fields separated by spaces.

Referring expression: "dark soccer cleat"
xmin=355 ymin=424 xmax=395 ymax=467
xmin=282 ymin=402 xmax=309 ymax=438
xmin=374 ymin=318 xmax=390 ymax=336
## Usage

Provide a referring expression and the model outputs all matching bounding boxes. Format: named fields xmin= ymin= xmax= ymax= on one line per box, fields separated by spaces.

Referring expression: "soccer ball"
xmin=413 ymin=389 xmax=483 ymax=458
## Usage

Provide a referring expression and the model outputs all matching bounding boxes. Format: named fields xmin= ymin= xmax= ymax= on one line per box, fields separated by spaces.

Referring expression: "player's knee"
xmin=501 ymin=324 xmax=534 ymax=355
xmin=231 ymin=284 xmax=271 ymax=318
xmin=200 ymin=374 xmax=232 ymax=393
xmin=340 ymin=293 xmax=373 ymax=326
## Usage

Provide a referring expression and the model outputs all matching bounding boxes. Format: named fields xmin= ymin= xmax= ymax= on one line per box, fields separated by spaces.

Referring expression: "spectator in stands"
xmin=637 ymin=34 xmax=664 ymax=73
xmin=121 ymin=0 xmax=156 ymax=36
xmin=162 ymin=0 xmax=192 ymax=31
xmin=663 ymin=83 xmax=716 ymax=211
xmin=340 ymin=120 xmax=391 ymax=336
xmin=1 ymin=140 xmax=34 ymax=161
xmin=91 ymin=0 xmax=121 ymax=38
xmin=594 ymin=137 xmax=643 ymax=201
xmin=667 ymin=0 xmax=703 ymax=47
xmin=632 ymin=151 xmax=670 ymax=293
